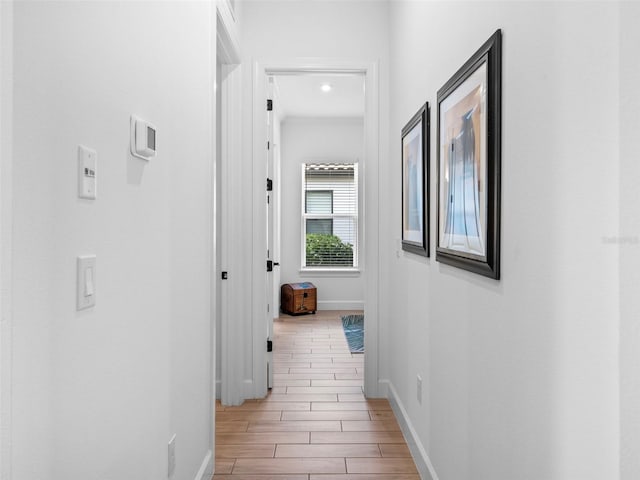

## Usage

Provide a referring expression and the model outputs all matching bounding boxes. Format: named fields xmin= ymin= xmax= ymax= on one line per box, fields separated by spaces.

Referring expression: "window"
xmin=302 ymin=163 xmax=358 ymax=268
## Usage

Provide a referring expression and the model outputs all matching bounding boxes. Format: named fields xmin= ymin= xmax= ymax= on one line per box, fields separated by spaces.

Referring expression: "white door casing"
xmin=217 ymin=0 xmax=244 ymax=407
xmin=251 ymin=60 xmax=381 ymax=399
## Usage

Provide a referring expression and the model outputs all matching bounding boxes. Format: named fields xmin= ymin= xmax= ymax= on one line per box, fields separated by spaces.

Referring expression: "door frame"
xmin=216 ymin=0 xmax=245 ymax=408
xmin=251 ymin=59 xmax=382 ymax=398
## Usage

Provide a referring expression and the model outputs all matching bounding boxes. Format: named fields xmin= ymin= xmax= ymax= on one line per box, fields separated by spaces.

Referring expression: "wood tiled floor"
xmin=213 ymin=310 xmax=419 ymax=480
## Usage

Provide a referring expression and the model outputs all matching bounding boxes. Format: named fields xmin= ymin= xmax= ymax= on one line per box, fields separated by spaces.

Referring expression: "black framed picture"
xmin=436 ymin=29 xmax=502 ymax=279
xmin=401 ymin=103 xmax=430 ymax=257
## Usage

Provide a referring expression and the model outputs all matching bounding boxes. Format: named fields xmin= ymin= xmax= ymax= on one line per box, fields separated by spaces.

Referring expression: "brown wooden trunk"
xmin=281 ymin=282 xmax=317 ymax=315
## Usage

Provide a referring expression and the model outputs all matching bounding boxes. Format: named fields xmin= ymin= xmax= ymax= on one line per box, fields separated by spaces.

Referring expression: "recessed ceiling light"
xmin=321 ymin=84 xmax=332 ymax=92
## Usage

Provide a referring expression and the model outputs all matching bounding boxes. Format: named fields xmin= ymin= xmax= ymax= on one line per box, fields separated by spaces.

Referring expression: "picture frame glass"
xmin=438 ymin=61 xmax=488 ymax=260
xmin=403 ymin=119 xmax=424 ymax=245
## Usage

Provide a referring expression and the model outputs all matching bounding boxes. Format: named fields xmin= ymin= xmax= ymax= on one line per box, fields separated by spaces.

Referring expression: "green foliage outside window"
xmin=306 ymin=234 xmax=353 ymax=266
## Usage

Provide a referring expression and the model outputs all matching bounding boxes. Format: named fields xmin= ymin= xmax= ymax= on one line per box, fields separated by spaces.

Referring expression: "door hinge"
xmin=267 ymin=141 xmax=270 ymax=150
xmin=267 ymin=260 xmax=273 ymax=272
xmin=266 ymin=178 xmax=273 ymax=191
xmin=221 ymin=271 xmax=228 ymax=280
xmin=267 ymin=99 xmax=273 ymax=111
xmin=267 ymin=339 xmax=273 ymax=352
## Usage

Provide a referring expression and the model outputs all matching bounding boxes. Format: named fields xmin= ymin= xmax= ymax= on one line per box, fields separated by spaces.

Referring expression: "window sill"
xmin=299 ymin=268 xmax=361 ymax=278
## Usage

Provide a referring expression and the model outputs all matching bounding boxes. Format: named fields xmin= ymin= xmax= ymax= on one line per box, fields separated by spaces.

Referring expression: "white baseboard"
xmin=387 ymin=382 xmax=439 ymax=480
xmin=194 ymin=450 xmax=212 ymax=480
xmin=214 ymin=379 xmax=254 ymax=404
xmin=317 ymin=300 xmax=364 ymax=310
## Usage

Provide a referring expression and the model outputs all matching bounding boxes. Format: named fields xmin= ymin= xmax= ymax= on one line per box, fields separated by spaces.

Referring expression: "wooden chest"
xmin=281 ymin=282 xmax=317 ymax=315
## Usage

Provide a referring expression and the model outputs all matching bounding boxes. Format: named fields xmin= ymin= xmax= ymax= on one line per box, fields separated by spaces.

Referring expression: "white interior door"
xmin=272 ymin=140 xmax=281 ymax=319
xmin=271 ymin=79 xmax=282 ymax=321
xmin=265 ymin=76 xmax=275 ymax=389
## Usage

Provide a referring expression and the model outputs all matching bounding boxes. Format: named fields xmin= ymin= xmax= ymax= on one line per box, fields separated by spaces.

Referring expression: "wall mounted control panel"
xmin=78 ymin=145 xmax=97 ymax=199
xmin=130 ymin=115 xmax=157 ymax=160
xmin=77 ymin=255 xmax=96 ymax=310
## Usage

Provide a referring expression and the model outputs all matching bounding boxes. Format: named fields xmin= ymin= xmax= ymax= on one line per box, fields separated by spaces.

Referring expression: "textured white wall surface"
xmin=385 ymin=2 xmax=620 ymax=479
xmin=619 ymin=3 xmax=640 ymax=479
xmin=11 ymin=2 xmax=214 ymax=478
xmin=0 ymin=2 xmax=14 ymax=477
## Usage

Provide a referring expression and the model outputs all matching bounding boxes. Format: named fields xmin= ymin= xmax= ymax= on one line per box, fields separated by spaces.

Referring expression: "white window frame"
xmin=301 ymin=162 xmax=359 ymax=272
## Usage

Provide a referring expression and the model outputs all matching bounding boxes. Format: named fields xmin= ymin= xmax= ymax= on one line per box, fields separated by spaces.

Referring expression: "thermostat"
xmin=130 ymin=115 xmax=157 ymax=160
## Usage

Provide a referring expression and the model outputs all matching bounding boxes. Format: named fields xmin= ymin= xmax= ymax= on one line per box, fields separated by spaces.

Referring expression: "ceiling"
xmin=272 ymin=74 xmax=365 ymax=119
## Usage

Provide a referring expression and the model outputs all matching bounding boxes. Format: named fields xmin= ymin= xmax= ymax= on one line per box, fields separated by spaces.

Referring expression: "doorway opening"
xmin=251 ymin=61 xmax=382 ymax=401
xmin=266 ymin=72 xmax=365 ymax=389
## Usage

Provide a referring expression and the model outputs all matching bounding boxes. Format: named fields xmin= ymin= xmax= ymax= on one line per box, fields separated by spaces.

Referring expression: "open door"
xmin=270 ymin=79 xmax=282 ymax=324
xmin=265 ymin=76 xmax=276 ymax=389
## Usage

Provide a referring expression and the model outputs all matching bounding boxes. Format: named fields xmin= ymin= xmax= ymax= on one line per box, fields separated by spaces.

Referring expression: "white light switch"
xmin=78 ymin=145 xmax=97 ymax=199
xmin=85 ymin=266 xmax=95 ymax=296
xmin=77 ymin=255 xmax=96 ymax=310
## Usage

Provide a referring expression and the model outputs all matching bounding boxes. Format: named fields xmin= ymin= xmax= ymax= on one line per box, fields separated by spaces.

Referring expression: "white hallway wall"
xmin=280 ymin=117 xmax=364 ymax=310
xmin=620 ymin=2 xmax=640 ymax=479
xmin=238 ymin=0 xmax=389 ymax=387
xmin=11 ymin=2 xmax=214 ymax=479
xmin=0 ymin=2 xmax=14 ymax=477
xmin=385 ymin=2 xmax=620 ymax=480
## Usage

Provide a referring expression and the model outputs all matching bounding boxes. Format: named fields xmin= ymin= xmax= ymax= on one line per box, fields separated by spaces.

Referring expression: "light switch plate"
xmin=78 ymin=145 xmax=97 ymax=199
xmin=77 ymin=255 xmax=96 ymax=310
